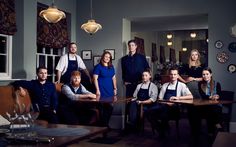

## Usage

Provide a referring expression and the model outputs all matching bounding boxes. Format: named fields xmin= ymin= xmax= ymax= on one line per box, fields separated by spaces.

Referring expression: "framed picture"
xmin=104 ymin=49 xmax=115 ymax=60
xmin=93 ymin=56 xmax=101 ymax=66
xmin=81 ymin=50 xmax=92 ymax=60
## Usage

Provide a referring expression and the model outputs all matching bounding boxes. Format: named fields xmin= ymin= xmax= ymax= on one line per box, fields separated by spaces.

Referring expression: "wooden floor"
xmin=68 ymin=118 xmax=218 ymax=147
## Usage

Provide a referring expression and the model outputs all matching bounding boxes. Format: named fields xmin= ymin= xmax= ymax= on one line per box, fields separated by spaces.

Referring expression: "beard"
xmin=72 ymin=82 xmax=80 ymax=87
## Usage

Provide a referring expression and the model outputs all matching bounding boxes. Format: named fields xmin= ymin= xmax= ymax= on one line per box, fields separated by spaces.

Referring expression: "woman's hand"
xmin=114 ymin=88 xmax=117 ymax=96
xmin=210 ymin=94 xmax=219 ymax=100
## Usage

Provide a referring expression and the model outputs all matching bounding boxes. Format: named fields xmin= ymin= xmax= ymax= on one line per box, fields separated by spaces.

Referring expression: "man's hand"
xmin=170 ymin=96 xmax=180 ymax=101
xmin=19 ymin=87 xmax=26 ymax=97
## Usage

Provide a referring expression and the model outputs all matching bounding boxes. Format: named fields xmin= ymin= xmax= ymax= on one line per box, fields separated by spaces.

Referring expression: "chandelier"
xmin=81 ymin=0 xmax=102 ymax=35
xmin=39 ymin=0 xmax=66 ymax=23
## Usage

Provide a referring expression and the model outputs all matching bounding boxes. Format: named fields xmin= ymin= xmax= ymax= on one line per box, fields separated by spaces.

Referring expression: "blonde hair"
xmin=188 ymin=49 xmax=201 ymax=68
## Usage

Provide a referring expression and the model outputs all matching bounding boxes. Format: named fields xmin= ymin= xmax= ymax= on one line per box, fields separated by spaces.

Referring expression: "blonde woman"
xmin=178 ymin=49 xmax=205 ymax=98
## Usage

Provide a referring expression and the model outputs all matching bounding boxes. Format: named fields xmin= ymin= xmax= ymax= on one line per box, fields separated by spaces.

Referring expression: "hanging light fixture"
xmin=81 ymin=0 xmax=102 ymax=35
xmin=167 ymin=41 xmax=173 ymax=46
xmin=190 ymin=32 xmax=197 ymax=38
xmin=39 ymin=0 xmax=66 ymax=23
xmin=166 ymin=33 xmax=173 ymax=39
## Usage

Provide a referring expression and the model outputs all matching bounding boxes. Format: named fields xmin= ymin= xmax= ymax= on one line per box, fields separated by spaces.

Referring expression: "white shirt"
xmin=159 ymin=81 xmax=192 ymax=100
xmin=133 ymin=81 xmax=158 ymax=102
xmin=56 ymin=53 xmax=86 ymax=75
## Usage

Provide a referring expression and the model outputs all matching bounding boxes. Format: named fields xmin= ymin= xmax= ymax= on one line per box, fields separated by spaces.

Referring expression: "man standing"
xmin=56 ymin=42 xmax=92 ymax=84
xmin=121 ymin=39 xmax=150 ymax=97
xmin=12 ymin=66 xmax=58 ymax=123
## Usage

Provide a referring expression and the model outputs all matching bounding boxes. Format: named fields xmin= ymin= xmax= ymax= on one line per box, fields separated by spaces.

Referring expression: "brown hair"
xmin=71 ymin=71 xmax=81 ymax=78
xmin=201 ymin=67 xmax=214 ymax=96
xmin=100 ymin=51 xmax=113 ymax=67
xmin=188 ymin=49 xmax=201 ymax=68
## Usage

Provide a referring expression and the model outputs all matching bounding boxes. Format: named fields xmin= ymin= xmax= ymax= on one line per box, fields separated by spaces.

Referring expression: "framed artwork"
xmin=104 ymin=49 xmax=115 ymax=60
xmin=93 ymin=56 xmax=101 ymax=66
xmin=81 ymin=50 xmax=92 ymax=60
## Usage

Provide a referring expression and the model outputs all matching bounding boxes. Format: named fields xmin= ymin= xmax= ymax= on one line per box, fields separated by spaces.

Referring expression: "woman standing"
xmin=93 ymin=51 xmax=117 ymax=127
xmin=179 ymin=49 xmax=204 ymax=98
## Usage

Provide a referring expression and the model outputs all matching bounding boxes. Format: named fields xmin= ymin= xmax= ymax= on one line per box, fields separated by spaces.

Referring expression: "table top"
xmin=77 ymin=96 xmax=132 ymax=104
xmin=157 ymin=99 xmax=235 ymax=106
xmin=6 ymin=123 xmax=108 ymax=147
xmin=213 ymin=132 xmax=236 ymax=147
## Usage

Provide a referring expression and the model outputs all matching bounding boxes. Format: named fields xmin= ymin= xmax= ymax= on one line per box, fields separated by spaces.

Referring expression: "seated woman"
xmin=198 ymin=67 xmax=222 ymax=134
xmin=59 ymin=71 xmax=98 ymax=125
xmin=128 ymin=69 xmax=158 ymax=130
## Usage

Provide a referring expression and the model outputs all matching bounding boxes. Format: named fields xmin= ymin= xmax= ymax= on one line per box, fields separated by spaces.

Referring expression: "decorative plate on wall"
xmin=216 ymin=51 xmax=229 ymax=63
xmin=228 ymin=42 xmax=236 ymax=52
xmin=215 ymin=40 xmax=224 ymax=49
xmin=227 ymin=64 xmax=236 ymax=73
xmin=230 ymin=24 xmax=236 ymax=37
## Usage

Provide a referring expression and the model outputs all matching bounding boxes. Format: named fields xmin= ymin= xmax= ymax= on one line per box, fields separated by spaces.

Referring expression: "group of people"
xmin=124 ymin=48 xmax=222 ymax=138
xmin=12 ymin=42 xmax=116 ymax=127
xmin=11 ymin=40 xmax=223 ymax=137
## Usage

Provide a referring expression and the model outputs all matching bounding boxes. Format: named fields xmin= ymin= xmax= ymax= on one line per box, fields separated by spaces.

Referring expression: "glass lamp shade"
xmin=167 ymin=34 xmax=173 ymax=39
xmin=81 ymin=19 xmax=102 ymax=35
xmin=190 ymin=32 xmax=197 ymax=38
xmin=39 ymin=5 xmax=66 ymax=23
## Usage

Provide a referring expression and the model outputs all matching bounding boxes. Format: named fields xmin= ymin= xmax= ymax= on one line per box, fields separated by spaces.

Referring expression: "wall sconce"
xmin=81 ymin=0 xmax=102 ymax=35
xmin=39 ymin=0 xmax=66 ymax=23
xmin=167 ymin=41 xmax=173 ymax=46
xmin=190 ymin=32 xmax=197 ymax=38
xmin=167 ymin=34 xmax=173 ymax=39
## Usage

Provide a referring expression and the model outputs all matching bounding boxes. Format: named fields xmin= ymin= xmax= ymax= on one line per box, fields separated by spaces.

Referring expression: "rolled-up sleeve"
xmin=149 ymin=83 xmax=158 ymax=102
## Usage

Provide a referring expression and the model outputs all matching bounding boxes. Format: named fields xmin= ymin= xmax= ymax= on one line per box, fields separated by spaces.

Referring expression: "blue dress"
xmin=93 ymin=63 xmax=115 ymax=98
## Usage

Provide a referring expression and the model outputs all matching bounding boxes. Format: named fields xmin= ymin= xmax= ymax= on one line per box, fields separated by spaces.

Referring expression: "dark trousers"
xmin=98 ymin=103 xmax=113 ymax=127
xmin=188 ymin=105 xmax=222 ymax=135
xmin=125 ymin=83 xmax=138 ymax=130
xmin=38 ymin=107 xmax=58 ymax=124
xmin=129 ymin=101 xmax=159 ymax=128
xmin=58 ymin=102 xmax=99 ymax=125
xmin=147 ymin=104 xmax=179 ymax=133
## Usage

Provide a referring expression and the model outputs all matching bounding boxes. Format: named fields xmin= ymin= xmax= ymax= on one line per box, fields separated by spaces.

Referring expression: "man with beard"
xmin=60 ymin=71 xmax=98 ymax=125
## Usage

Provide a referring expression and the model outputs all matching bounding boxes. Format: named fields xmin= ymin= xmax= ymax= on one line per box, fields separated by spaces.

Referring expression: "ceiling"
xmin=130 ymin=14 xmax=208 ymax=32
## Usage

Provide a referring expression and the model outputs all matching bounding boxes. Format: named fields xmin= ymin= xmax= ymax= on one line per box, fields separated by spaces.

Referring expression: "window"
xmin=0 ymin=34 xmax=12 ymax=80
xmin=36 ymin=45 xmax=65 ymax=82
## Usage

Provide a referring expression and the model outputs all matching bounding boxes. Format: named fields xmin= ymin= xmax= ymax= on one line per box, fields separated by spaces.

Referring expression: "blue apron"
xmin=137 ymin=83 xmax=151 ymax=101
xmin=61 ymin=54 xmax=78 ymax=84
xmin=163 ymin=81 xmax=178 ymax=100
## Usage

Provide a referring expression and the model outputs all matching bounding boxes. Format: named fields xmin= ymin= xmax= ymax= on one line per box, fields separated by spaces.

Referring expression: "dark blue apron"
xmin=163 ymin=81 xmax=178 ymax=100
xmin=61 ymin=54 xmax=78 ymax=84
xmin=137 ymin=82 xmax=151 ymax=101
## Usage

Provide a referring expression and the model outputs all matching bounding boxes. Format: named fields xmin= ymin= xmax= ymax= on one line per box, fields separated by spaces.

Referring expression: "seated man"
xmin=59 ymin=71 xmax=98 ymax=125
xmin=12 ymin=66 xmax=58 ymax=124
xmin=128 ymin=70 xmax=158 ymax=130
xmin=147 ymin=67 xmax=193 ymax=136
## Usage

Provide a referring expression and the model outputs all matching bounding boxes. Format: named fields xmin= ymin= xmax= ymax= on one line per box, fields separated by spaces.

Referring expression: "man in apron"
xmin=148 ymin=67 xmax=193 ymax=136
xmin=56 ymin=42 xmax=92 ymax=84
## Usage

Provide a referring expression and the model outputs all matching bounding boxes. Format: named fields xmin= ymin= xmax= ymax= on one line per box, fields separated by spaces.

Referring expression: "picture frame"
xmin=93 ymin=56 xmax=101 ymax=66
xmin=104 ymin=49 xmax=115 ymax=60
xmin=81 ymin=50 xmax=92 ymax=60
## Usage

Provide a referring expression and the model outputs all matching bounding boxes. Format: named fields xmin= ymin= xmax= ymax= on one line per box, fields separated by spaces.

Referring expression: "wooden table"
xmin=213 ymin=132 xmax=236 ymax=147
xmin=157 ymin=99 xmax=235 ymax=106
xmin=7 ymin=123 xmax=108 ymax=147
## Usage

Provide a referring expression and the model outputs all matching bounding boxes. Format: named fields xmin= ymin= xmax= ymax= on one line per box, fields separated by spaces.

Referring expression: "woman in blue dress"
xmin=93 ymin=51 xmax=117 ymax=127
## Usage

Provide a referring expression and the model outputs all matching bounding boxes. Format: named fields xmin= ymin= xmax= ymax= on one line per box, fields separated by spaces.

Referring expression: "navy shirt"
xmin=121 ymin=53 xmax=149 ymax=83
xmin=13 ymin=80 xmax=58 ymax=110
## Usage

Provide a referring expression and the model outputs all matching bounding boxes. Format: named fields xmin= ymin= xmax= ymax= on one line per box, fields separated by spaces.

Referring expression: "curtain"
xmin=0 ymin=0 xmax=17 ymax=35
xmin=151 ymin=43 xmax=158 ymax=62
xmin=160 ymin=45 xmax=165 ymax=64
xmin=134 ymin=37 xmax=145 ymax=55
xmin=37 ymin=3 xmax=70 ymax=49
